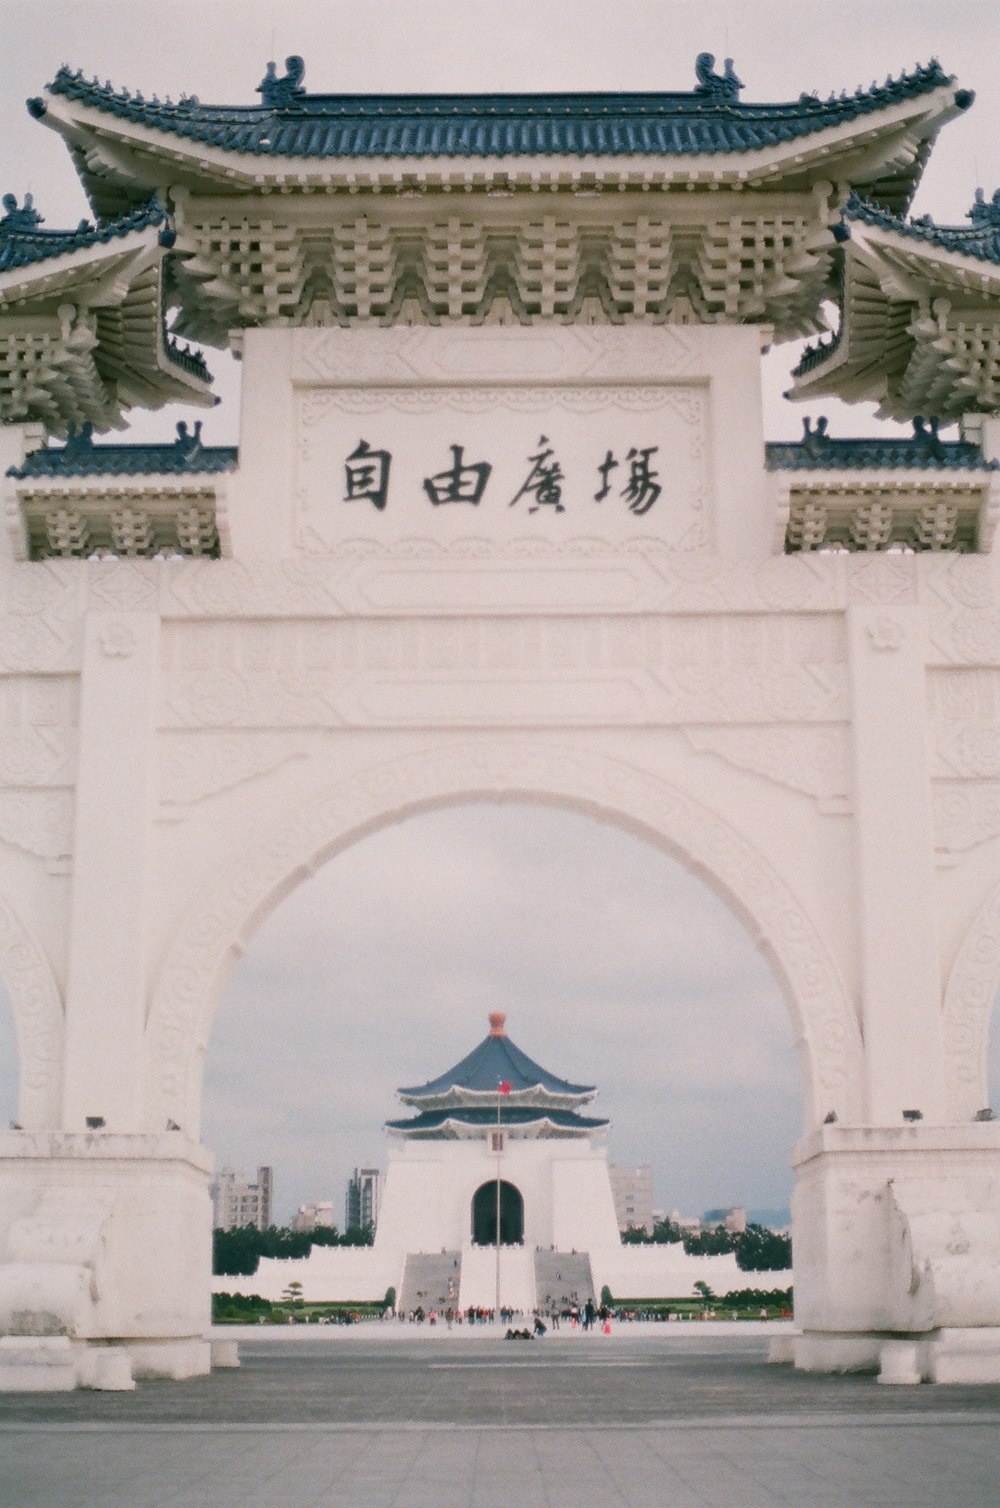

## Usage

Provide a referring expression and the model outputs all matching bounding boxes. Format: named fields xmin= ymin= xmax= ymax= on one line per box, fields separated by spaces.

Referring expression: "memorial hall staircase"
xmin=398 ymin=1251 xmax=462 ymax=1314
xmin=534 ymin=1250 xmax=596 ymax=1310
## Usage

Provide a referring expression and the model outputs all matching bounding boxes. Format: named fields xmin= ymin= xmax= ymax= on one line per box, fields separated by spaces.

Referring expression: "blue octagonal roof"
xmin=399 ymin=1014 xmax=594 ymax=1100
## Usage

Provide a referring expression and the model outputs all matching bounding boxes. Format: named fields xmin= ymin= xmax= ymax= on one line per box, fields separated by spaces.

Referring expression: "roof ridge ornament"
xmin=174 ymin=420 xmax=203 ymax=455
xmin=257 ymin=55 xmax=306 ymax=110
xmin=693 ymin=52 xmax=743 ymax=102
xmin=969 ymin=186 xmax=1000 ymax=230
xmin=64 ymin=421 xmax=94 ymax=453
xmin=488 ymin=1012 xmax=507 ymax=1038
xmin=0 ymin=192 xmax=42 ymax=234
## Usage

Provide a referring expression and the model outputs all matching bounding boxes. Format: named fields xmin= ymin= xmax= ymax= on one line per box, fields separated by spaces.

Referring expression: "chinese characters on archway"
xmin=342 ymin=436 xmax=662 ymax=516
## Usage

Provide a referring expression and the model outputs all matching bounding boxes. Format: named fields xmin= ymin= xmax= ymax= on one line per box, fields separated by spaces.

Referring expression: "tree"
xmin=651 ymin=1217 xmax=685 ymax=1245
xmin=621 ymin=1224 xmax=651 ymax=1244
xmin=683 ymin=1226 xmax=736 ymax=1256
xmin=213 ymin=1225 xmax=262 ymax=1276
xmin=309 ymin=1226 xmax=342 ymax=1248
xmin=340 ymin=1224 xmax=374 ymax=1247
xmin=282 ymin=1279 xmax=304 ymax=1305
xmin=735 ymin=1224 xmax=792 ymax=1273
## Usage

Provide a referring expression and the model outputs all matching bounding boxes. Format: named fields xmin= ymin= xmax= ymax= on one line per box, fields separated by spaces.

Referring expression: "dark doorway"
xmin=472 ymin=1180 xmax=524 ymax=1245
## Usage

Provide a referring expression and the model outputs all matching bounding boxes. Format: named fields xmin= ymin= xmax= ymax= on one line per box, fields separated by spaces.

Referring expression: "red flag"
xmin=498 ymin=1080 xmax=511 ymax=1095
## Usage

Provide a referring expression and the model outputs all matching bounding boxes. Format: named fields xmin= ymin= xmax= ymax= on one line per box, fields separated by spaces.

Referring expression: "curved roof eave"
xmin=33 ymin=71 xmax=969 ymax=216
xmin=385 ymin=1110 xmax=610 ymax=1133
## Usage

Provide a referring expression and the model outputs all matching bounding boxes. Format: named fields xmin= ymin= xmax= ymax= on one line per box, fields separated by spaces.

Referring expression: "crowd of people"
xmin=398 ymin=1296 xmax=612 ymax=1332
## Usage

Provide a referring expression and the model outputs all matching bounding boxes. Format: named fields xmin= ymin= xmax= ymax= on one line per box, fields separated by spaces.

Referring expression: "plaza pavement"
xmin=3 ymin=1322 xmax=1000 ymax=1506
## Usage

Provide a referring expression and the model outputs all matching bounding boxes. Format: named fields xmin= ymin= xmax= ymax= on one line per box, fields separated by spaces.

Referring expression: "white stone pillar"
xmin=847 ymin=605 xmax=944 ymax=1123
xmin=61 ymin=612 xmax=159 ymax=1131
xmin=229 ymin=327 xmax=296 ymax=557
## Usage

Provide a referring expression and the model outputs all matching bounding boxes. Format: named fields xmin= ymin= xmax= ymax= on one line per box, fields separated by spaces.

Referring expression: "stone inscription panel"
xmin=296 ymin=384 xmax=710 ymax=554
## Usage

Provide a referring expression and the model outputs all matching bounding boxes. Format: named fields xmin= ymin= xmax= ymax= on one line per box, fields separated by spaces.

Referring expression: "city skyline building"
xmin=290 ymin=1201 xmax=337 ymax=1233
xmin=609 ymin=1163 xmax=654 ymax=1234
xmin=210 ymin=1165 xmax=273 ymax=1232
xmin=345 ymin=1168 xmax=383 ymax=1235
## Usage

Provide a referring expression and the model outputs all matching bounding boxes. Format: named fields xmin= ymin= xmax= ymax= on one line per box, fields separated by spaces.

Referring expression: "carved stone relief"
xmin=923 ymin=553 xmax=996 ymax=612
xmin=144 ymin=739 xmax=863 ymax=1137
xmin=943 ymin=881 xmax=1000 ymax=1119
xmin=0 ymin=792 xmax=74 ymax=863
xmin=847 ymin=555 xmax=919 ymax=606
xmin=158 ymin=614 xmax=848 ymax=730
xmin=928 ymin=670 xmax=1000 ymax=778
xmin=687 ymin=726 xmax=851 ymax=812
xmin=934 ymin=784 xmax=1000 ymax=858
xmin=159 ymin=553 xmax=845 ymax=619
xmin=292 ymin=324 xmax=701 ymax=386
xmin=928 ymin=609 xmax=1000 ymax=667
xmin=0 ymin=678 xmax=78 ymax=788
xmin=86 ymin=559 xmax=161 ymax=612
xmin=0 ymin=563 xmax=81 ymax=672
xmin=159 ymin=733 xmax=309 ymax=811
xmin=0 ymin=893 xmax=63 ymax=1128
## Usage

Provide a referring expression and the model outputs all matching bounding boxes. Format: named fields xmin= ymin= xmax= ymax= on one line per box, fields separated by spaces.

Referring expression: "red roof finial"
xmin=488 ymin=1011 xmax=507 ymax=1037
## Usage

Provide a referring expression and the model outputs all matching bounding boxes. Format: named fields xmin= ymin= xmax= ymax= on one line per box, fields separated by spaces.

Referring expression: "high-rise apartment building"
xmin=211 ymin=1166 xmax=273 ymax=1231
xmin=609 ymin=1163 xmax=653 ymax=1234
xmin=345 ymin=1167 xmax=382 ymax=1234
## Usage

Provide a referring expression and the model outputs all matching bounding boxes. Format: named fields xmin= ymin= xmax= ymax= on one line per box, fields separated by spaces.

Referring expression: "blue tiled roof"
xmin=36 ymin=57 xmax=961 ymax=161
xmin=8 ymin=422 xmax=237 ymax=478
xmin=0 ymin=192 xmax=173 ymax=273
xmin=834 ymin=187 xmax=1000 ymax=264
xmin=766 ymin=417 xmax=998 ymax=471
xmin=386 ymin=1107 xmax=609 ymax=1133
xmin=399 ymin=1027 xmax=594 ymax=1100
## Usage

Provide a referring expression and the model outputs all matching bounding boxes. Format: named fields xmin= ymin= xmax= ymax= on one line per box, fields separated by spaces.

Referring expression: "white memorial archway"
xmin=2 ymin=52 xmax=1000 ymax=1387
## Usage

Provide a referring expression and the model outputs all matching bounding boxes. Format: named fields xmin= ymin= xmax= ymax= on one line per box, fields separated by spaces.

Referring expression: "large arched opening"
xmin=146 ymin=741 xmax=864 ymax=1161
xmin=472 ymin=1180 xmax=524 ymax=1246
xmin=199 ymin=801 xmax=805 ymax=1231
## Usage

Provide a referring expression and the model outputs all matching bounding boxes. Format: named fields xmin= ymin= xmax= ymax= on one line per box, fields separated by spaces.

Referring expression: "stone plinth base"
xmin=210 ymin=1339 xmax=240 ymax=1369
xmin=791 ymin=1125 xmax=1000 ymax=1383
xmin=800 ymin=1328 xmax=1000 ymax=1385
xmin=0 ymin=1131 xmax=212 ymax=1390
xmin=926 ymin=1328 xmax=1000 ymax=1384
xmin=127 ymin=1338 xmax=211 ymax=1381
xmin=0 ymin=1336 xmax=78 ymax=1391
xmin=877 ymin=1340 xmax=923 ymax=1385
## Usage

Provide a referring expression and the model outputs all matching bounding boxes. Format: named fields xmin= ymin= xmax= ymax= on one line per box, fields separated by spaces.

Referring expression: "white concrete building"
xmin=290 ymin=1202 xmax=336 ymax=1233
xmin=210 ymin=1166 xmax=272 ymax=1232
xmin=610 ymin=1165 xmax=654 ymax=1234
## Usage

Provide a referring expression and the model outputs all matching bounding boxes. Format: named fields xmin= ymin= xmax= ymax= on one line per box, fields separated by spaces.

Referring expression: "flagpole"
xmin=495 ymin=1080 xmax=501 ymax=1323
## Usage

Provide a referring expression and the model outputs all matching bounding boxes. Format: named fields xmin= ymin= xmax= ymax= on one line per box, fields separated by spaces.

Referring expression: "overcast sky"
xmin=2 ymin=1 xmax=1000 ymax=1224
